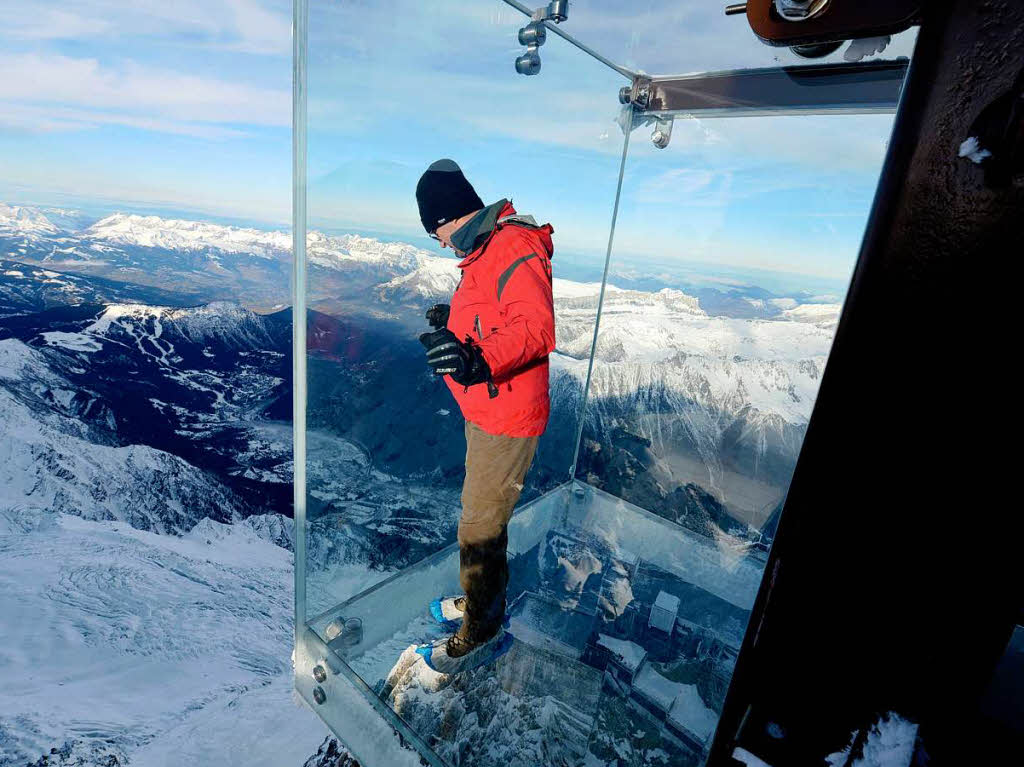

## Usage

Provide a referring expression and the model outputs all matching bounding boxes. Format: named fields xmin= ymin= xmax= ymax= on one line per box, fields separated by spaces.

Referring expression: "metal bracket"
xmin=618 ymin=77 xmax=653 ymax=110
xmin=627 ymin=60 xmax=908 ymax=119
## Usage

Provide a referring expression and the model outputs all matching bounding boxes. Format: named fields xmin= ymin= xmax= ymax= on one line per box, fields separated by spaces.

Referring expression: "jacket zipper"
xmin=475 ymin=314 xmax=499 ymax=399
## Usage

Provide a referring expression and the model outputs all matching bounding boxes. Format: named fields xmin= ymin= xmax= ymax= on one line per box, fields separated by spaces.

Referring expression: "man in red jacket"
xmin=414 ymin=159 xmax=555 ymax=674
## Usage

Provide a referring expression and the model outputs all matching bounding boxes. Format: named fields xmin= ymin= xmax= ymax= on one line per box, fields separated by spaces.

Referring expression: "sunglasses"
xmin=428 ymin=231 xmax=440 ymax=241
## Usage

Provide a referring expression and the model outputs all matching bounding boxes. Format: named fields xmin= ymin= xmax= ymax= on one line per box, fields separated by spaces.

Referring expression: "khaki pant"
xmin=458 ymin=420 xmax=538 ymax=642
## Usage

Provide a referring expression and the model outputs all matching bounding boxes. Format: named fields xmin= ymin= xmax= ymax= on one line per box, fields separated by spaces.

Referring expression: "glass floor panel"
xmin=308 ymin=480 xmax=762 ymax=767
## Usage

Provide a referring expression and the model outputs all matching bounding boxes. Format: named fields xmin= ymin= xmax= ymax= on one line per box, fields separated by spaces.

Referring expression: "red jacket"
xmin=445 ymin=200 xmax=555 ymax=437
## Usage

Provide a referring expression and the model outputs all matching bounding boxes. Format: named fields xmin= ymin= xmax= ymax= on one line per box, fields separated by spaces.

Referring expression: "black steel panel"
xmin=709 ymin=1 xmax=1024 ymax=765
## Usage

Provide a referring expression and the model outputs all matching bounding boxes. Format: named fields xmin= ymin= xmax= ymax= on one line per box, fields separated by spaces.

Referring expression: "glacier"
xmin=0 ymin=510 xmax=329 ymax=767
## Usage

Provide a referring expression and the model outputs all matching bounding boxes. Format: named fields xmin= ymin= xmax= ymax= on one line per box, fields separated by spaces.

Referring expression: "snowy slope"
xmin=0 ymin=338 xmax=248 ymax=533
xmin=0 ymin=510 xmax=328 ymax=766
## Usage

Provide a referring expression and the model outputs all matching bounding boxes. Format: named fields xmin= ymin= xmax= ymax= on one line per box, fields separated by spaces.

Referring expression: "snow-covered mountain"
xmin=0 ymin=270 xmax=390 ymax=766
xmin=3 ymin=204 xmax=457 ymax=310
xmin=0 ymin=202 xmax=61 ymax=236
xmin=0 ymin=339 xmax=249 ymax=533
xmin=0 ymin=208 xmax=853 ymax=766
xmin=374 ymin=251 xmax=460 ymax=303
xmin=85 ymin=212 xmax=292 ymax=256
xmin=2 ymin=204 xmax=846 ymax=538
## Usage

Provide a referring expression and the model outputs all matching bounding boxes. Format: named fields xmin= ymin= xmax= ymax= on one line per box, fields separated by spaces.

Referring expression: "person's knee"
xmin=457 ymin=499 xmax=512 ymax=547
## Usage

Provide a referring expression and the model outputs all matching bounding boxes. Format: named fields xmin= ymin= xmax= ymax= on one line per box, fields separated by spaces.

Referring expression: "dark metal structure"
xmin=708 ymin=2 xmax=1024 ymax=765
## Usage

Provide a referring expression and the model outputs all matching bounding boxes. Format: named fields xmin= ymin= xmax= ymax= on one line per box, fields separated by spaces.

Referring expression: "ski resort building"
xmin=649 ymin=591 xmax=681 ymax=635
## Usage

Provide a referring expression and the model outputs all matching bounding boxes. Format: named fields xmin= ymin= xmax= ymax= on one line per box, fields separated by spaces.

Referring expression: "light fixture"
xmin=514 ymin=1 xmax=570 ymax=76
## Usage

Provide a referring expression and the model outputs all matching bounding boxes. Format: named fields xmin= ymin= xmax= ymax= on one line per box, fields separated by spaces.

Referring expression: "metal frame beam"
xmin=642 ymin=59 xmax=909 ymax=117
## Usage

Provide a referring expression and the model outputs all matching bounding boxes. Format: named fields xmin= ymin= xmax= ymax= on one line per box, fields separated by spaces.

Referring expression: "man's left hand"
xmin=419 ymin=328 xmax=491 ymax=386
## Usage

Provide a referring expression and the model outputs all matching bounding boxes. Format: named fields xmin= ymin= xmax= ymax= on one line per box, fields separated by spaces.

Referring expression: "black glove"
xmin=426 ymin=304 xmax=450 ymax=329
xmin=419 ymin=328 xmax=491 ymax=386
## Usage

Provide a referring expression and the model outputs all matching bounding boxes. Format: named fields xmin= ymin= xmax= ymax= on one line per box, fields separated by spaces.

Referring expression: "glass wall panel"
xmin=571 ymin=107 xmax=909 ymax=759
xmin=302 ymin=1 xmax=626 ymax=620
xmin=298 ymin=2 xmax=636 ymax=762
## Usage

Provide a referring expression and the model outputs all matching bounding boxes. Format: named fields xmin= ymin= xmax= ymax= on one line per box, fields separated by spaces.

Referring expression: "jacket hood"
xmin=456 ymin=199 xmax=553 ymax=267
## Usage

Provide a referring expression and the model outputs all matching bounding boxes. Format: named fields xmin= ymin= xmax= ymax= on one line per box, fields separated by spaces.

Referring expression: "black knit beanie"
xmin=415 ymin=159 xmax=484 ymax=234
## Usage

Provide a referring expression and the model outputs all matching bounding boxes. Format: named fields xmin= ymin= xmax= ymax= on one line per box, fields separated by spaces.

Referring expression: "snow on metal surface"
xmin=958 ymin=136 xmax=992 ymax=164
xmin=826 ymin=713 xmax=918 ymax=767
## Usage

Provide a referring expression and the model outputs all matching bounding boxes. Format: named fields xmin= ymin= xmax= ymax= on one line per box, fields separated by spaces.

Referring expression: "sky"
xmin=0 ymin=0 xmax=917 ymax=292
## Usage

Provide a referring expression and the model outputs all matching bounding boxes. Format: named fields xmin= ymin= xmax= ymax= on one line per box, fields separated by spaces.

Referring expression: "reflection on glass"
xmin=566 ymin=109 xmax=904 ymax=761
xmin=296 ymin=1 xmax=910 ymax=765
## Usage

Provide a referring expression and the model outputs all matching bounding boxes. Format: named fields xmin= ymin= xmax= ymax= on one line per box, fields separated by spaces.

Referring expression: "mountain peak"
xmin=86 ymin=213 xmax=291 ymax=256
xmin=0 ymin=203 xmax=60 ymax=235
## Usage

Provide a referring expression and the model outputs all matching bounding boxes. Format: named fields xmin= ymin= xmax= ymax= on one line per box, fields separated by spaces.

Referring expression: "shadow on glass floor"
xmin=307 ymin=480 xmax=763 ymax=767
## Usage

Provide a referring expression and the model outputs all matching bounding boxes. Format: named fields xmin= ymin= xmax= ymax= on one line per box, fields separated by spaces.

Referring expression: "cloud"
xmin=0 ymin=52 xmax=288 ymax=134
xmin=0 ymin=103 xmax=249 ymax=140
xmin=5 ymin=8 xmax=114 ymax=40
xmin=3 ymin=0 xmax=291 ymax=54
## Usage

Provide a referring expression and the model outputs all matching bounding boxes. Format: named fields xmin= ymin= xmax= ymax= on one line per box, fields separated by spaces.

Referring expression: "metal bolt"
xmin=312 ymin=686 xmax=326 ymax=705
xmin=324 ymin=617 xmax=345 ymax=642
xmin=313 ymin=664 xmax=327 ymax=683
xmin=651 ymin=117 xmax=673 ymax=149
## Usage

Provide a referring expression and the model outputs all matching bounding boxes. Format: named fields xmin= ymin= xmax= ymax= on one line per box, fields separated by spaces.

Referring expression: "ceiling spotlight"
xmin=518 ymin=21 xmax=546 ymax=47
xmin=546 ymin=0 xmax=569 ymax=23
xmin=515 ymin=48 xmax=542 ymax=76
xmin=514 ymin=2 xmax=569 ymax=76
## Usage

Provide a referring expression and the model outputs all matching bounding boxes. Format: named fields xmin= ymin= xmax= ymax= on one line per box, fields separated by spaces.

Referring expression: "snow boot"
xmin=428 ymin=595 xmax=510 ymax=632
xmin=415 ymin=628 xmax=514 ymax=675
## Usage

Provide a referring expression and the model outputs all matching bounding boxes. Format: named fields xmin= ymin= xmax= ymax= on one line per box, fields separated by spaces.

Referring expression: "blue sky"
xmin=0 ymin=0 xmax=916 ymax=293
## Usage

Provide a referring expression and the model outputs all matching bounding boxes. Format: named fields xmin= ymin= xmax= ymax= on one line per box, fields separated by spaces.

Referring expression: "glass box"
xmin=292 ymin=2 xmax=914 ymax=765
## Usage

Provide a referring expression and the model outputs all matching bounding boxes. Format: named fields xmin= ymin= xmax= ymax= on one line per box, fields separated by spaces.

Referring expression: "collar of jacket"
xmin=455 ymin=199 xmax=515 ymax=268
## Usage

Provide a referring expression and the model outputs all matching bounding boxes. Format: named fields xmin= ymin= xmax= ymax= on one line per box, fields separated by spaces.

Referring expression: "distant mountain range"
xmin=2 ymin=201 xmax=843 ymax=540
xmin=0 ymin=202 xmax=846 ymax=766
